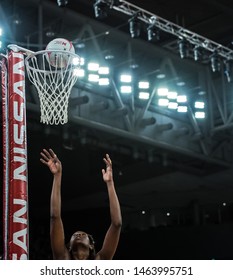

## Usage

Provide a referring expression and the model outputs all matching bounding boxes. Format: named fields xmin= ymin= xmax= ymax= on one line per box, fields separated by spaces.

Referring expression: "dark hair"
xmin=67 ymin=233 xmax=96 ymax=260
xmin=87 ymin=234 xmax=96 ymax=260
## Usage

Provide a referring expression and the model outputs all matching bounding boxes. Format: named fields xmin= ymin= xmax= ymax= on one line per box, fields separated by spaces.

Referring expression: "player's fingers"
xmin=42 ymin=149 xmax=51 ymax=159
xmin=49 ymin=149 xmax=56 ymax=158
xmin=40 ymin=152 xmax=49 ymax=161
xmin=106 ymin=154 xmax=112 ymax=165
xmin=40 ymin=158 xmax=47 ymax=165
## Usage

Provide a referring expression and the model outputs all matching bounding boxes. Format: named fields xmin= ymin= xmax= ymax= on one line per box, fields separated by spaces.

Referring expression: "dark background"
xmin=1 ymin=0 xmax=233 ymax=259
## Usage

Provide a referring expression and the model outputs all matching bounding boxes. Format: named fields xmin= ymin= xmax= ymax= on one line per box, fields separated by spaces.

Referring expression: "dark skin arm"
xmin=40 ymin=148 xmax=69 ymax=260
xmin=96 ymin=154 xmax=122 ymax=260
xmin=40 ymin=150 xmax=122 ymax=260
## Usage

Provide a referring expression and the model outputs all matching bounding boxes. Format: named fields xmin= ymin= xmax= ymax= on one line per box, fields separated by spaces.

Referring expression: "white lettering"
xmin=13 ymin=53 xmax=25 ymax=76
xmin=13 ymin=156 xmax=27 ymax=181
xmin=13 ymin=80 xmax=25 ymax=99
xmin=12 ymin=253 xmax=27 ymax=260
xmin=14 ymin=124 xmax=25 ymax=145
xmin=13 ymin=199 xmax=27 ymax=224
xmin=14 ymin=147 xmax=26 ymax=156
xmin=13 ymin=101 xmax=24 ymax=122
xmin=13 ymin=228 xmax=27 ymax=253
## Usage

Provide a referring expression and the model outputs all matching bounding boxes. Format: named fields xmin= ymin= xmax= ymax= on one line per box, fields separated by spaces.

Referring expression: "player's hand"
xmin=40 ymin=148 xmax=62 ymax=175
xmin=102 ymin=154 xmax=113 ymax=183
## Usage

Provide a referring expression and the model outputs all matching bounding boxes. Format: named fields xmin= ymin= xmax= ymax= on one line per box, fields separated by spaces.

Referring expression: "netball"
xmin=45 ymin=38 xmax=75 ymax=68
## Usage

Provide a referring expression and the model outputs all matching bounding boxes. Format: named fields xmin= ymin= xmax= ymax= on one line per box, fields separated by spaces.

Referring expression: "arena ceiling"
xmin=1 ymin=0 xmax=233 ymax=229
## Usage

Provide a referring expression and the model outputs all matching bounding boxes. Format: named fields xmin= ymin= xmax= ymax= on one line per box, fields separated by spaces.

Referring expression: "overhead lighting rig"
xmin=147 ymin=16 xmax=160 ymax=41
xmin=129 ymin=13 xmax=141 ymax=38
xmin=109 ymin=0 xmax=233 ymax=61
xmin=93 ymin=0 xmax=121 ymax=18
xmin=57 ymin=0 xmax=68 ymax=7
xmin=94 ymin=0 xmax=109 ymax=19
xmin=178 ymin=38 xmax=189 ymax=59
xmin=210 ymin=51 xmax=221 ymax=72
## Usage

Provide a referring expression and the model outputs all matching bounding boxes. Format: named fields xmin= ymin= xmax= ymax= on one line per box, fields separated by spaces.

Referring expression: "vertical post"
xmin=1 ymin=55 xmax=9 ymax=260
xmin=7 ymin=50 xmax=29 ymax=259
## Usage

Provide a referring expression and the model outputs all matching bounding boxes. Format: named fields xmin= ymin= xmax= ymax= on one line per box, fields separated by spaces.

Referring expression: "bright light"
xmin=72 ymin=57 xmax=80 ymax=66
xmin=177 ymin=95 xmax=187 ymax=103
xmin=88 ymin=62 xmax=99 ymax=71
xmin=80 ymin=57 xmax=85 ymax=66
xmin=120 ymin=74 xmax=132 ymax=83
xmin=120 ymin=85 xmax=132 ymax=93
xmin=139 ymin=92 xmax=150 ymax=99
xmin=177 ymin=106 xmax=188 ymax=113
xmin=0 ymin=28 xmax=2 ymax=36
xmin=195 ymin=101 xmax=205 ymax=109
xmin=139 ymin=81 xmax=149 ymax=89
xmin=98 ymin=66 xmax=109 ymax=75
xmin=195 ymin=111 xmax=205 ymax=119
xmin=156 ymin=73 xmax=166 ymax=79
xmin=167 ymin=91 xmax=177 ymax=99
xmin=157 ymin=87 xmax=168 ymax=96
xmin=168 ymin=102 xmax=178 ymax=109
xmin=166 ymin=212 xmax=170 ymax=216
xmin=99 ymin=78 xmax=110 ymax=86
xmin=88 ymin=74 xmax=99 ymax=82
xmin=73 ymin=56 xmax=85 ymax=66
xmin=73 ymin=68 xmax=85 ymax=77
xmin=158 ymin=98 xmax=169 ymax=106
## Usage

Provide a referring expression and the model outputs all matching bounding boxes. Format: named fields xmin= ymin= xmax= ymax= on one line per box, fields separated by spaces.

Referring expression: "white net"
xmin=25 ymin=50 xmax=80 ymax=125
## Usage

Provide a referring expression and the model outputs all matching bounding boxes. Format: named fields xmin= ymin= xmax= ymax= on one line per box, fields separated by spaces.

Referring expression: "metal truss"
xmin=100 ymin=0 xmax=233 ymax=60
xmin=2 ymin=0 xmax=233 ymax=169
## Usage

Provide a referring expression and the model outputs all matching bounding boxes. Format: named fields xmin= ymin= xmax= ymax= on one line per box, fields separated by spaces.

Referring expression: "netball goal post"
xmin=0 ymin=44 xmax=80 ymax=259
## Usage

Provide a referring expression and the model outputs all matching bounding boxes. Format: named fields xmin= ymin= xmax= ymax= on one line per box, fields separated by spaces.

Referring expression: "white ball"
xmin=45 ymin=38 xmax=75 ymax=68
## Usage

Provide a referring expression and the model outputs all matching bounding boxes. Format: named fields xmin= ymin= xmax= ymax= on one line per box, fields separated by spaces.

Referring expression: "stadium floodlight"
xmin=195 ymin=112 xmax=205 ymax=119
xmin=177 ymin=106 xmax=188 ymax=113
xmin=167 ymin=91 xmax=177 ymax=99
xmin=120 ymin=85 xmax=132 ymax=94
xmin=88 ymin=74 xmax=99 ymax=82
xmin=157 ymin=87 xmax=168 ymax=96
xmin=139 ymin=81 xmax=149 ymax=89
xmin=194 ymin=101 xmax=205 ymax=109
xmin=168 ymin=102 xmax=178 ymax=109
xmin=139 ymin=92 xmax=150 ymax=100
xmin=177 ymin=95 xmax=187 ymax=103
xmin=88 ymin=62 xmax=99 ymax=71
xmin=73 ymin=69 xmax=85 ymax=78
xmin=120 ymin=74 xmax=132 ymax=83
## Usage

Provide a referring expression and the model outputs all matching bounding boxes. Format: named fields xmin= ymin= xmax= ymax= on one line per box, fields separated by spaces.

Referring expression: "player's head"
xmin=68 ymin=231 xmax=96 ymax=259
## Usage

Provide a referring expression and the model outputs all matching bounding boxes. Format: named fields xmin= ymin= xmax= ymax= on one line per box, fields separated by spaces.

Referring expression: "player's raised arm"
xmin=96 ymin=154 xmax=122 ymax=260
xmin=40 ymin=148 xmax=69 ymax=259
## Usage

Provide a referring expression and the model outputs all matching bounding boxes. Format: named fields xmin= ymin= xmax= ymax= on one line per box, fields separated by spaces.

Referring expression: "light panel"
xmin=139 ymin=92 xmax=150 ymax=99
xmin=88 ymin=74 xmax=99 ymax=82
xmin=120 ymin=74 xmax=132 ymax=83
xmin=120 ymin=85 xmax=132 ymax=93
xmin=139 ymin=81 xmax=149 ymax=89
xmin=177 ymin=106 xmax=188 ymax=113
xmin=157 ymin=87 xmax=168 ymax=96
xmin=88 ymin=62 xmax=99 ymax=71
